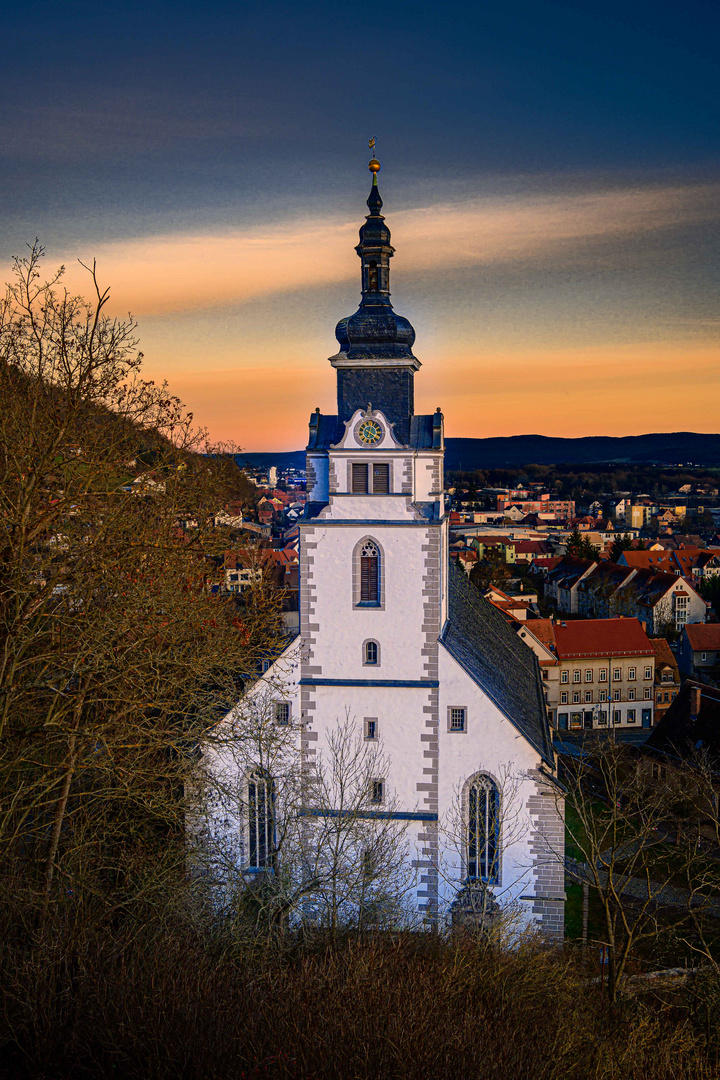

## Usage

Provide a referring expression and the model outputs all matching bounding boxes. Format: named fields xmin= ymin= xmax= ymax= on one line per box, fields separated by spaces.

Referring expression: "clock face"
xmin=357 ymin=419 xmax=383 ymax=446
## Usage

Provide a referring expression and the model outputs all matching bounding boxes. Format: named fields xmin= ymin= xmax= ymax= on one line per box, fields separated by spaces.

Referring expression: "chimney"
xmin=690 ymin=685 xmax=702 ymax=723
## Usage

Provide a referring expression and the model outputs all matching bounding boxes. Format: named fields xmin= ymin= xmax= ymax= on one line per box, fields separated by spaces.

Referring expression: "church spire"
xmin=329 ymin=150 xmax=420 ymax=444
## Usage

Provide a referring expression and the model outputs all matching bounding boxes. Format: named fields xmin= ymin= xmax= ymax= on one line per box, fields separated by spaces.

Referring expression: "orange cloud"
xmin=59 ymin=181 xmax=719 ymax=318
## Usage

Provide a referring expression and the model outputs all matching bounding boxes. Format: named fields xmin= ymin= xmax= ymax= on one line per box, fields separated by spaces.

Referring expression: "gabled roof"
xmin=547 ymin=556 xmax=595 ymax=588
xmin=442 ymin=562 xmax=554 ymax=765
xmin=522 ymin=618 xmax=557 ymax=650
xmin=553 ymin=617 xmax=653 ymax=659
xmin=651 ymin=637 xmax=679 ymax=673
xmin=683 ymin=623 xmax=720 ymax=650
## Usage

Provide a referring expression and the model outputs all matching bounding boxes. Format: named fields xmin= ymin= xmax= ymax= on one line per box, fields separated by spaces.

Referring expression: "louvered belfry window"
xmin=352 ymin=463 xmax=369 ymax=493
xmin=360 ymin=540 xmax=380 ymax=604
xmin=372 ymin=463 xmax=390 ymax=493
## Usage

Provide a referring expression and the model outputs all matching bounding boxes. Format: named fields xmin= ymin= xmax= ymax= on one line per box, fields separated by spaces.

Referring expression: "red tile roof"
xmin=684 ymin=624 xmax=720 ymax=650
xmin=554 ymin=617 xmax=653 ymax=659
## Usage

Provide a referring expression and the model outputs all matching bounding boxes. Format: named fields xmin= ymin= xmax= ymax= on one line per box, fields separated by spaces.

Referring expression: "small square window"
xmin=364 ymin=718 xmax=377 ymax=741
xmin=449 ymin=707 xmax=466 ymax=732
xmin=274 ymin=702 xmax=290 ymax=725
xmin=370 ymin=780 xmax=384 ymax=805
xmin=560 ymin=671 xmax=569 ymax=684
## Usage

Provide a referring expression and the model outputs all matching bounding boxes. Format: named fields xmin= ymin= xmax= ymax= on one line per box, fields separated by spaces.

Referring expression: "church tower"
xmin=203 ymin=154 xmax=564 ymax=937
xmin=301 ymin=153 xmax=448 ymax=919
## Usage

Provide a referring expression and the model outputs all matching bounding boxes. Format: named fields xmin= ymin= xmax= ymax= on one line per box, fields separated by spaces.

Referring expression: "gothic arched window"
xmin=247 ymin=770 xmax=275 ymax=871
xmin=359 ymin=540 xmax=380 ymax=605
xmin=467 ymin=774 xmax=500 ymax=884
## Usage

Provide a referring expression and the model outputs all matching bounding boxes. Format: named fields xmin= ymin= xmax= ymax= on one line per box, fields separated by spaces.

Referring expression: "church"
xmin=199 ymin=156 xmax=565 ymax=938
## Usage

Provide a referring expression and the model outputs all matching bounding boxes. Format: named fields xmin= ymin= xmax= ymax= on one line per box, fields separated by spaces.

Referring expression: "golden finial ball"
xmin=368 ymin=157 xmax=381 ymax=174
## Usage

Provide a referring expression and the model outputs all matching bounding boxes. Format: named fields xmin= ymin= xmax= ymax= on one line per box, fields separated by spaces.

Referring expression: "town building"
xmin=197 ymin=162 xmax=564 ymax=936
xmin=517 ymin=617 xmax=655 ymax=731
xmin=651 ymin=638 xmax=680 ymax=721
xmin=677 ymin=623 xmax=720 ymax=682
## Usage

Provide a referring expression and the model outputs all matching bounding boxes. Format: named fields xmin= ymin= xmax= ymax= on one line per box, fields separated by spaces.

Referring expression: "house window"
xmin=467 ymin=775 xmax=499 ymax=884
xmin=560 ymin=670 xmax=569 ymax=684
xmin=627 ymin=709 xmax=636 ymax=724
xmin=570 ymin=712 xmax=582 ymax=730
xmin=599 ymin=689 xmax=607 ymax=702
xmin=585 ymin=669 xmax=593 ymax=682
xmin=613 ymin=710 xmax=622 ymax=725
xmin=364 ymin=718 xmax=377 ymax=741
xmin=613 ymin=688 xmax=621 ymax=702
xmin=701 ymin=652 xmax=707 ymax=661
xmin=247 ymin=771 xmax=274 ymax=871
xmin=359 ymin=540 xmax=380 ymax=605
xmin=449 ymin=707 xmax=467 ymax=732
xmin=370 ymin=779 xmax=385 ymax=805
xmin=628 ymin=667 xmax=636 ymax=681
xmin=352 ymin=463 xmax=369 ymax=493
xmin=597 ymin=710 xmax=608 ymax=725
xmin=261 ymin=659 xmax=272 ymax=673
xmin=274 ymin=702 xmax=290 ymax=725
xmin=643 ymin=686 xmax=651 ymax=699
xmin=628 ymin=688 xmax=636 ymax=701
xmin=572 ymin=691 xmax=581 ymax=704
xmin=363 ymin=639 xmax=380 ymax=666
xmin=664 ymin=692 xmax=670 ymax=703
xmin=372 ymin=463 xmax=390 ymax=494
xmin=560 ymin=692 xmax=568 ymax=705
xmin=573 ymin=670 xmax=581 ymax=683
xmin=613 ymin=668 xmax=621 ymax=681
xmin=644 ymin=666 xmax=653 ymax=680
xmin=584 ymin=690 xmax=593 ymax=703
xmin=599 ymin=668 xmax=608 ymax=682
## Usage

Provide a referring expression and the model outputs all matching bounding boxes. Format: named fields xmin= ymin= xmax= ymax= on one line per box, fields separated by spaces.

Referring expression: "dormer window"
xmin=368 ymin=261 xmax=379 ymax=291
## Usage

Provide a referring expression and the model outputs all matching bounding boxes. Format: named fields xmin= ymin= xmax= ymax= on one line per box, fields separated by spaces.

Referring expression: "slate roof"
xmin=644 ymin=681 xmax=720 ymax=765
xmin=442 ymin=561 xmax=554 ymax=765
xmin=306 ymin=412 xmax=440 ymax=451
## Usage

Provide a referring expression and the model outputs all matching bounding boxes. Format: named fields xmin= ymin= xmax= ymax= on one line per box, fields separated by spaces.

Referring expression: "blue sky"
xmin=1 ymin=0 xmax=718 ymax=448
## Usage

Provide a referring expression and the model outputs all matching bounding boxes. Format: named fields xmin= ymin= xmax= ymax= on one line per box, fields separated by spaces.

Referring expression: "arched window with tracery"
xmin=246 ymin=769 xmax=275 ymax=871
xmin=467 ymin=774 xmax=500 ymax=884
xmin=359 ymin=539 xmax=380 ymax=605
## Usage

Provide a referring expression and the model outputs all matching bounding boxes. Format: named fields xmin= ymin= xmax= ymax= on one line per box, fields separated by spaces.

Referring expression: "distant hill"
xmin=236 ymin=432 xmax=720 ymax=472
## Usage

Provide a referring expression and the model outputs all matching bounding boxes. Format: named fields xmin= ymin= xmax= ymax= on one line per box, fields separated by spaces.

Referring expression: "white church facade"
xmin=198 ymin=159 xmax=565 ymax=938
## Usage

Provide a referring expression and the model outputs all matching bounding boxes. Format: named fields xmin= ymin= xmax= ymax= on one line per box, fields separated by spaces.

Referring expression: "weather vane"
xmin=368 ymin=137 xmax=381 ymax=179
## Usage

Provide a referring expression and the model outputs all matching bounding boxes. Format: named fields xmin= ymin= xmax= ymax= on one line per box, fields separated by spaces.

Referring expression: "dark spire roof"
xmin=331 ymin=178 xmax=417 ymax=364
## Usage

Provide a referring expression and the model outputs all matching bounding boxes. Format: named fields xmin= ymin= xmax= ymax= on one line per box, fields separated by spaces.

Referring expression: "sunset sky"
xmin=1 ymin=0 xmax=718 ymax=451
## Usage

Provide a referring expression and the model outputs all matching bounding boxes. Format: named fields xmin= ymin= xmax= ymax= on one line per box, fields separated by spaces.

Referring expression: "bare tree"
xmin=0 ymin=244 xmax=286 ymax=915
